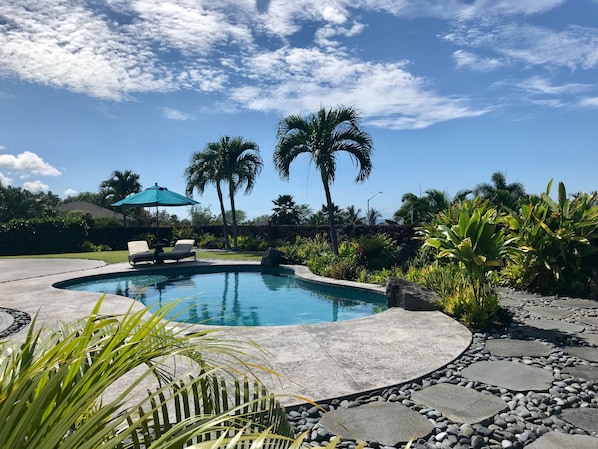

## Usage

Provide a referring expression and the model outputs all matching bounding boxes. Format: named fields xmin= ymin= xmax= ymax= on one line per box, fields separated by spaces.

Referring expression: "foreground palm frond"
xmin=0 ymin=297 xmax=295 ymax=449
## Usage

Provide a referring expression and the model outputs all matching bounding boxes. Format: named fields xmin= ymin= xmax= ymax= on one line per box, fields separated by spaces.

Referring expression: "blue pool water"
xmin=59 ymin=268 xmax=386 ymax=326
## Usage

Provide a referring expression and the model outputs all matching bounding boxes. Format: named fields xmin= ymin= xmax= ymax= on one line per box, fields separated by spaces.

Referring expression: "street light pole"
xmin=367 ymin=191 xmax=383 ymax=225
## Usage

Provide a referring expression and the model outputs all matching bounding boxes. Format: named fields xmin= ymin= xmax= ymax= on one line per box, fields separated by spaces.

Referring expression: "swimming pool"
xmin=57 ymin=266 xmax=387 ymax=326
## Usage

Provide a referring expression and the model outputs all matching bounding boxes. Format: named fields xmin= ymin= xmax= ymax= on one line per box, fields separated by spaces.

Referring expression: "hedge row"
xmin=88 ymin=224 xmax=417 ymax=251
xmin=0 ymin=220 xmax=417 ymax=256
xmin=0 ymin=217 xmax=88 ymax=255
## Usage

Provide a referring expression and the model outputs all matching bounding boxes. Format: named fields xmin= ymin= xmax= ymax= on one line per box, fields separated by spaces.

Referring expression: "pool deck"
xmin=0 ymin=258 xmax=472 ymax=406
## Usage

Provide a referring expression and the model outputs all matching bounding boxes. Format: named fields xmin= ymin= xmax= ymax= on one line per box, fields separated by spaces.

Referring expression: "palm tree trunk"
xmin=323 ymin=181 xmax=339 ymax=255
xmin=229 ymin=180 xmax=239 ymax=250
xmin=216 ymin=183 xmax=230 ymax=249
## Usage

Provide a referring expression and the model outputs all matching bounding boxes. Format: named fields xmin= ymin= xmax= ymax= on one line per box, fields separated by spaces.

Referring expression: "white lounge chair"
xmin=156 ymin=239 xmax=196 ymax=263
xmin=127 ymin=240 xmax=155 ymax=266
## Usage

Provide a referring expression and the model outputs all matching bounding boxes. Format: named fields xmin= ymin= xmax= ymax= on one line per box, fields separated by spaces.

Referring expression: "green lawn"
xmin=2 ymin=249 xmax=263 ymax=264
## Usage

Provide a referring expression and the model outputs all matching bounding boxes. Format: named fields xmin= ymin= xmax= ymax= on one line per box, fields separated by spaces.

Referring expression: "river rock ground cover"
xmin=287 ymin=289 xmax=598 ymax=449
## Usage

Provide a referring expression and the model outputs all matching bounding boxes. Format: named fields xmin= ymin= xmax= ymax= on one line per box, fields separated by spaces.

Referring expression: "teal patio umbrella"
xmin=112 ymin=183 xmax=199 ymax=228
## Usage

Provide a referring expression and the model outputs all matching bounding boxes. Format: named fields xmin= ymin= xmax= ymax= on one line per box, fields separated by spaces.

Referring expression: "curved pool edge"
xmin=1 ymin=258 xmax=472 ymax=407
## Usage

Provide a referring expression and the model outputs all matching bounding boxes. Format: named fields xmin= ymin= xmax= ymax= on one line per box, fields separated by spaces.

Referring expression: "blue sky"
xmin=1 ymin=0 xmax=597 ymax=221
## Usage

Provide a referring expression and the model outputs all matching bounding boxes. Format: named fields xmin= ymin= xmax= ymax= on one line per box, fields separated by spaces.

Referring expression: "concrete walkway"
xmin=0 ymin=258 xmax=472 ymax=406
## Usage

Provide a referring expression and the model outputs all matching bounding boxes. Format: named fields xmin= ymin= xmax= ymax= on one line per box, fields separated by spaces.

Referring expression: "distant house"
xmin=58 ymin=201 xmax=126 ymax=223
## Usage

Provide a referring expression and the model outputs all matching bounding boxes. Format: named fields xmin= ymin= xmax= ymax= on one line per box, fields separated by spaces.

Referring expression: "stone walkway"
xmin=293 ymin=289 xmax=598 ymax=449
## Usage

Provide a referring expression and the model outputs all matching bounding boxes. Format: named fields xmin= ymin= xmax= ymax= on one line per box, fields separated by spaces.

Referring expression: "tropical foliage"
xmin=270 ymin=194 xmax=301 ymax=225
xmin=0 ymin=298 xmax=295 ymax=449
xmin=185 ymin=146 xmax=231 ymax=248
xmin=393 ymin=189 xmax=451 ymax=225
xmin=99 ymin=170 xmax=142 ymax=226
xmin=0 ymin=183 xmax=60 ymax=222
xmin=274 ymin=106 xmax=373 ymax=255
xmin=421 ymin=198 xmax=517 ymax=297
xmin=473 ymin=171 xmax=526 ymax=211
xmin=502 ymin=180 xmax=598 ymax=295
xmin=186 ymin=136 xmax=262 ymax=250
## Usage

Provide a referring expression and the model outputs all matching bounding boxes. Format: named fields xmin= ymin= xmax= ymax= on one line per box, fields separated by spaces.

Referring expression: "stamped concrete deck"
xmin=0 ymin=258 xmax=472 ymax=406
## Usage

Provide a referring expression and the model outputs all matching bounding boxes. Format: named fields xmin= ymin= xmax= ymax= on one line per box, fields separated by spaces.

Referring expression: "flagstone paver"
xmin=319 ymin=402 xmax=435 ymax=445
xmin=526 ymin=432 xmax=598 ymax=449
xmin=411 ymin=383 xmax=508 ymax=424
xmin=561 ymin=408 xmax=598 ymax=434
xmin=525 ymin=305 xmax=574 ymax=319
xmin=562 ymin=346 xmax=598 ymax=363
xmin=579 ymin=316 xmax=598 ymax=327
xmin=0 ymin=310 xmax=14 ymax=334
xmin=522 ymin=319 xmax=585 ymax=334
xmin=485 ymin=338 xmax=552 ymax=357
xmin=551 ymin=299 xmax=598 ymax=309
xmin=580 ymin=333 xmax=598 ymax=346
xmin=564 ymin=365 xmax=598 ymax=383
xmin=461 ymin=361 xmax=554 ymax=391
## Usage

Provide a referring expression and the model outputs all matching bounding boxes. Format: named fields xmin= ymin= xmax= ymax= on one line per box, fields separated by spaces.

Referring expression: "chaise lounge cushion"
xmin=156 ymin=239 xmax=196 ymax=263
xmin=127 ymin=241 xmax=155 ymax=266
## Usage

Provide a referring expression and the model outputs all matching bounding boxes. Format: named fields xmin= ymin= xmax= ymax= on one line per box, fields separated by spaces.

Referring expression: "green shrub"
xmin=235 ymin=235 xmax=268 ymax=251
xmin=356 ymin=265 xmax=404 ymax=284
xmin=440 ymin=286 xmax=499 ymax=328
xmin=197 ymin=232 xmax=222 ymax=248
xmin=171 ymin=226 xmax=196 ymax=242
xmin=81 ymin=241 xmax=112 ymax=252
xmin=356 ymin=233 xmax=397 ymax=270
xmin=503 ymin=181 xmax=598 ymax=296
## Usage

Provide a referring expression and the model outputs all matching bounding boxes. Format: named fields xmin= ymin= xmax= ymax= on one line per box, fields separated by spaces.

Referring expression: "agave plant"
xmin=0 ymin=297 xmax=297 ymax=449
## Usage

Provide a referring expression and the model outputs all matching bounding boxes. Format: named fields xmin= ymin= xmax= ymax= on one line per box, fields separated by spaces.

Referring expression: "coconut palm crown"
xmin=274 ymin=106 xmax=373 ymax=255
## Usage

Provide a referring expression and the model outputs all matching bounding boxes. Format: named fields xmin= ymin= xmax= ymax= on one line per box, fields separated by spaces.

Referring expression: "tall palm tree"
xmin=473 ymin=171 xmax=526 ymax=211
xmin=186 ymin=136 xmax=263 ymax=250
xmin=185 ymin=145 xmax=230 ymax=249
xmin=220 ymin=136 xmax=263 ymax=250
xmin=99 ymin=169 xmax=141 ymax=226
xmin=274 ymin=106 xmax=373 ymax=255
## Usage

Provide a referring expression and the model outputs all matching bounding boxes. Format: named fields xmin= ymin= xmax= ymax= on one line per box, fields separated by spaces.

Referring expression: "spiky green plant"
xmin=421 ymin=198 xmax=518 ymax=302
xmin=0 ymin=298 xmax=296 ymax=449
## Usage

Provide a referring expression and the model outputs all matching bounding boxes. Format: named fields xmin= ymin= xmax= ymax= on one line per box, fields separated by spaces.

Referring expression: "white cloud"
xmin=444 ymin=22 xmax=598 ymax=71
xmin=0 ymin=151 xmax=61 ymax=176
xmin=517 ymin=76 xmax=592 ymax=96
xmin=22 ymin=180 xmax=50 ymax=193
xmin=230 ymin=47 xmax=487 ymax=129
xmin=452 ymin=50 xmax=503 ymax=72
xmin=580 ymin=97 xmax=598 ymax=107
xmin=162 ymin=107 xmax=194 ymax=120
xmin=128 ymin=0 xmax=255 ymax=55
xmin=65 ymin=188 xmax=78 ymax=196
xmin=0 ymin=172 xmax=13 ymax=186
xmin=0 ymin=0 xmax=239 ymax=101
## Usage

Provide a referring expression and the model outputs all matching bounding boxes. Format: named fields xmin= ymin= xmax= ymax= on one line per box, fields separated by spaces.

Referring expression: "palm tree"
xmin=367 ymin=207 xmax=382 ymax=226
xmin=271 ymin=194 xmax=301 ymax=225
xmin=185 ymin=146 xmax=231 ymax=249
xmin=99 ymin=169 xmax=141 ymax=226
xmin=274 ymin=106 xmax=373 ymax=255
xmin=219 ymin=136 xmax=263 ymax=250
xmin=186 ymin=137 xmax=263 ymax=250
xmin=343 ymin=205 xmax=365 ymax=225
xmin=393 ymin=189 xmax=451 ymax=225
xmin=473 ymin=172 xmax=526 ymax=211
